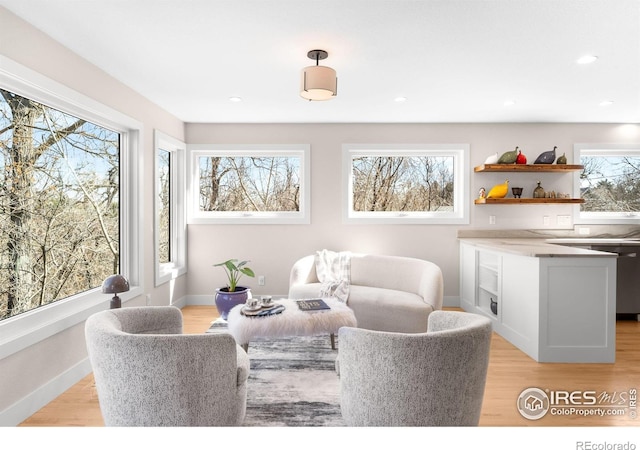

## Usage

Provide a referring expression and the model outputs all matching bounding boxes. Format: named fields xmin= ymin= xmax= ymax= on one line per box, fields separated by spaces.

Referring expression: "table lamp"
xmin=102 ymin=274 xmax=130 ymax=309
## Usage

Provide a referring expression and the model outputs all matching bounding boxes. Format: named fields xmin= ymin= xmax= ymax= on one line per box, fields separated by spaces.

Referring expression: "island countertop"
xmin=458 ymin=238 xmax=618 ymax=257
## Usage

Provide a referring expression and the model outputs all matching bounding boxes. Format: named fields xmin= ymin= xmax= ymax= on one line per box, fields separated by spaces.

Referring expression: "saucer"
xmin=261 ymin=301 xmax=276 ymax=309
xmin=243 ymin=303 xmax=262 ymax=312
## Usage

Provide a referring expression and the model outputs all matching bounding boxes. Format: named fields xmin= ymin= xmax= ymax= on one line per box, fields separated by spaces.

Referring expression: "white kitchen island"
xmin=459 ymin=238 xmax=617 ymax=363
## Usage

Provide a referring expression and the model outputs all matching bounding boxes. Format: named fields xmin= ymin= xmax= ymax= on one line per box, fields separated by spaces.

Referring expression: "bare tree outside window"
xmin=580 ymin=155 xmax=640 ymax=213
xmin=344 ymin=144 xmax=469 ymax=224
xmin=188 ymin=145 xmax=310 ymax=225
xmin=198 ymin=156 xmax=301 ymax=212
xmin=352 ymin=156 xmax=454 ymax=212
xmin=157 ymin=148 xmax=170 ymax=264
xmin=0 ymin=88 xmax=119 ymax=320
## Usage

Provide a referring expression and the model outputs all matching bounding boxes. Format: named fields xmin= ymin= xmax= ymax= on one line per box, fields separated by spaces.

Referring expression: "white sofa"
xmin=288 ymin=253 xmax=443 ymax=333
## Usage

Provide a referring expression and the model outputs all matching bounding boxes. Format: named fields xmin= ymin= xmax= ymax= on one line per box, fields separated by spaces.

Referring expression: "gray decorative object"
xmin=101 ymin=274 xmax=130 ymax=309
xmin=336 ymin=310 xmax=492 ymax=426
xmin=85 ymin=306 xmax=249 ymax=426
xmin=533 ymin=181 xmax=545 ymax=198
xmin=534 ymin=146 xmax=557 ymax=164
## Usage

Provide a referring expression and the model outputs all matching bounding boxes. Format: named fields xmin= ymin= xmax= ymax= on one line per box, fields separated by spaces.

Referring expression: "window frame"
xmin=342 ymin=143 xmax=470 ymax=224
xmin=0 ymin=56 xmax=143 ymax=360
xmin=154 ymin=130 xmax=187 ymax=286
xmin=187 ymin=144 xmax=311 ymax=224
xmin=573 ymin=143 xmax=640 ymax=224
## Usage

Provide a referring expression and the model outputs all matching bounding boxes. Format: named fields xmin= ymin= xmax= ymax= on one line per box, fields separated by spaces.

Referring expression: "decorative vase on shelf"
xmin=533 ymin=181 xmax=545 ymax=198
xmin=215 ymin=286 xmax=251 ymax=320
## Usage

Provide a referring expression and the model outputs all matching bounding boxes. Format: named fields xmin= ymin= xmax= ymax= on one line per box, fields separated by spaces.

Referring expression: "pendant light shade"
xmin=300 ymin=50 xmax=337 ymax=101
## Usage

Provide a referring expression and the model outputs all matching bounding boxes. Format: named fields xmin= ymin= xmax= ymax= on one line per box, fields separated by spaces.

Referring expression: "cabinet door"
xmin=459 ymin=243 xmax=477 ymax=310
xmin=500 ymin=253 xmax=539 ymax=356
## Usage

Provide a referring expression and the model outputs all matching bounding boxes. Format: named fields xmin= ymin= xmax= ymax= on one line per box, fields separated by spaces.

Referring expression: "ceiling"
xmin=1 ymin=0 xmax=639 ymax=124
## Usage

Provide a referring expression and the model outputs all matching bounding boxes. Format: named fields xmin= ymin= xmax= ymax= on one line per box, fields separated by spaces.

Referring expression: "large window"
xmin=574 ymin=143 xmax=640 ymax=223
xmin=343 ymin=144 xmax=469 ymax=224
xmin=0 ymin=88 xmax=120 ymax=320
xmin=187 ymin=144 xmax=310 ymax=224
xmin=154 ymin=131 xmax=186 ymax=286
xmin=0 ymin=57 xmax=142 ymax=358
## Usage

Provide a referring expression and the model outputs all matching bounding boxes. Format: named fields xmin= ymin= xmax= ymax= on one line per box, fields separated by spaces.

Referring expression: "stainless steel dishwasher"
xmin=591 ymin=244 xmax=640 ymax=318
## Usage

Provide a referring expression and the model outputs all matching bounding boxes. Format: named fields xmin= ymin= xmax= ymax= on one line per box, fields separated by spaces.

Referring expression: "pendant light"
xmin=300 ymin=49 xmax=337 ymax=101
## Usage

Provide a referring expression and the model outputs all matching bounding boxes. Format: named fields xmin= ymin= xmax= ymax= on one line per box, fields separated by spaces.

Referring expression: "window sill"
xmin=0 ymin=286 xmax=142 ymax=360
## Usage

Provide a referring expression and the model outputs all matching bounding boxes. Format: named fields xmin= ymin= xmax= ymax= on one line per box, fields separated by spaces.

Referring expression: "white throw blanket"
xmin=315 ymin=249 xmax=351 ymax=303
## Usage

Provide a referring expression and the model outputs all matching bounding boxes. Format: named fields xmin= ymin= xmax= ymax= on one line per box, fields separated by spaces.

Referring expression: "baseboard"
xmin=0 ymin=357 xmax=92 ymax=426
xmin=180 ymin=294 xmax=215 ymax=306
xmin=443 ymin=296 xmax=460 ymax=308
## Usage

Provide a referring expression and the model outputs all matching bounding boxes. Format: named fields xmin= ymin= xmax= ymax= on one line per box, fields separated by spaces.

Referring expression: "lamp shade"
xmin=300 ymin=65 xmax=337 ymax=101
xmin=102 ymin=274 xmax=130 ymax=294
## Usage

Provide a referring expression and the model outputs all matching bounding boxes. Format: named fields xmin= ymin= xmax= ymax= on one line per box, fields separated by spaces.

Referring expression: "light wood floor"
xmin=19 ymin=305 xmax=640 ymax=427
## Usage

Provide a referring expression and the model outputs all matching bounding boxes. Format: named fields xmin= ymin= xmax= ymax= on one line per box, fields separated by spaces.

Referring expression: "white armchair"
xmin=85 ymin=306 xmax=249 ymax=426
xmin=336 ymin=310 xmax=492 ymax=426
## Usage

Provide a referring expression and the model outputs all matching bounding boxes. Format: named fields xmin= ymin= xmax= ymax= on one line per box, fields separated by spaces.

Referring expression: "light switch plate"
xmin=557 ymin=215 xmax=571 ymax=226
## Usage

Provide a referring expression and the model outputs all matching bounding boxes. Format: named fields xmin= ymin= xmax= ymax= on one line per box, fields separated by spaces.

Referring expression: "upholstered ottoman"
xmin=227 ymin=297 xmax=357 ymax=351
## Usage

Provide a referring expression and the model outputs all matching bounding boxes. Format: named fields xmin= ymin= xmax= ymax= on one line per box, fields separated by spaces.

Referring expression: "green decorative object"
xmin=214 ymin=259 xmax=255 ymax=292
xmin=498 ymin=146 xmax=519 ymax=164
xmin=556 ymin=153 xmax=567 ymax=164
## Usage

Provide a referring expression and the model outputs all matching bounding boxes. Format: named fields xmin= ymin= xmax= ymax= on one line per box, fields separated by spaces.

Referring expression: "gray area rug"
xmin=207 ymin=321 xmax=345 ymax=426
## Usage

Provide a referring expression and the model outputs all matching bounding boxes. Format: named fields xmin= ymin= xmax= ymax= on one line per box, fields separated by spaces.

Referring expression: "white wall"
xmin=0 ymin=8 xmax=186 ymax=424
xmin=185 ymin=122 xmax=640 ymax=301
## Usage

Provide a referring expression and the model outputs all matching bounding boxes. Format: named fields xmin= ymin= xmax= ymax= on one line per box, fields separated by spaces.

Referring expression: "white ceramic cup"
xmin=246 ymin=298 xmax=260 ymax=309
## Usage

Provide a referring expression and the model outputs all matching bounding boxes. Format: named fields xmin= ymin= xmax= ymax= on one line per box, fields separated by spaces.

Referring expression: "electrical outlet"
xmin=489 ymin=215 xmax=496 ymax=225
xmin=578 ymin=227 xmax=591 ymax=235
xmin=145 ymin=294 xmax=151 ymax=306
xmin=543 ymin=216 xmax=550 ymax=226
xmin=258 ymin=275 xmax=265 ymax=286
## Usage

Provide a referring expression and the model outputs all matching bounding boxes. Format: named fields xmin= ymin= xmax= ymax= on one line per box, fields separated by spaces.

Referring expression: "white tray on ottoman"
xmin=227 ymin=297 xmax=357 ymax=351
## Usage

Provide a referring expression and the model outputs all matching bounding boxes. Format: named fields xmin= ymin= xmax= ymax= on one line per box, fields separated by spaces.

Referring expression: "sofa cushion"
xmin=288 ymin=283 xmax=324 ymax=301
xmin=347 ymin=285 xmax=431 ymax=333
xmin=288 ymin=283 xmax=431 ymax=333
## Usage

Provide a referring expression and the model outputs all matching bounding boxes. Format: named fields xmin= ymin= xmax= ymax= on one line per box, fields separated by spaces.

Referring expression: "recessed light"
xmin=599 ymin=100 xmax=614 ymax=107
xmin=229 ymin=96 xmax=243 ymax=102
xmin=394 ymin=96 xmax=407 ymax=103
xmin=503 ymin=100 xmax=516 ymax=107
xmin=576 ymin=55 xmax=598 ymax=64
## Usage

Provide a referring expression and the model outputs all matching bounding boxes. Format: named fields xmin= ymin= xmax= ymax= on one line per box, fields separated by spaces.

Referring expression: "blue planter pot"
xmin=215 ymin=286 xmax=251 ymax=320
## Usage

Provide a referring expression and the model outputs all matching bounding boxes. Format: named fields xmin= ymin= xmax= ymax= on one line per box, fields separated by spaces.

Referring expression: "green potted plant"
xmin=214 ymin=259 xmax=255 ymax=319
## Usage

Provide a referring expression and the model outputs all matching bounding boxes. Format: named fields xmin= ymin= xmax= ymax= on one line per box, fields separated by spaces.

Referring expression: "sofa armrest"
xmin=419 ymin=262 xmax=444 ymax=311
xmin=289 ymin=254 xmax=318 ymax=287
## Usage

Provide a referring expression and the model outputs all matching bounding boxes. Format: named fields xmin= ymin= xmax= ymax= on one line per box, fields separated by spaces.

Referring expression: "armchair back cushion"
xmin=337 ymin=310 xmax=492 ymax=426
